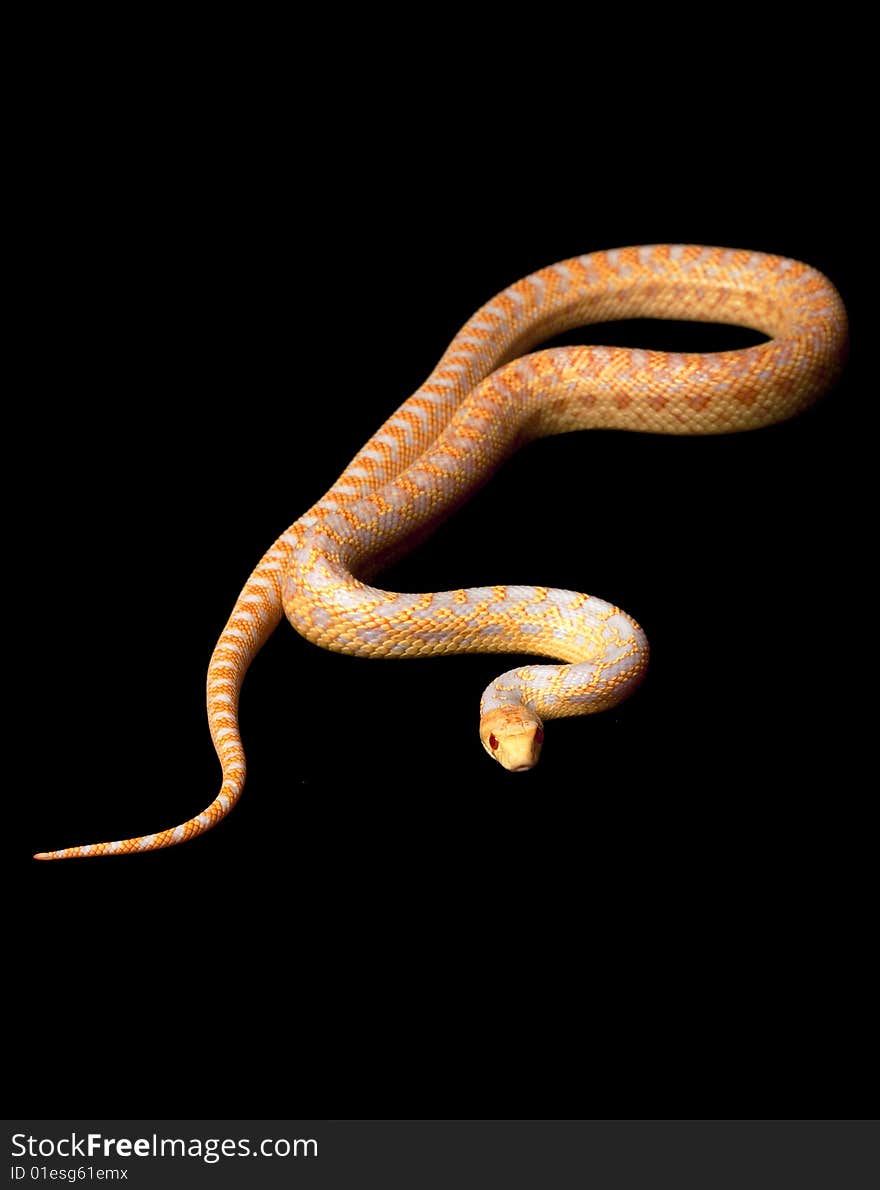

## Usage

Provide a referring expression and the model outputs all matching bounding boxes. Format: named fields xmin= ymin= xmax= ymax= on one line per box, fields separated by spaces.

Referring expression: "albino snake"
xmin=35 ymin=244 xmax=848 ymax=859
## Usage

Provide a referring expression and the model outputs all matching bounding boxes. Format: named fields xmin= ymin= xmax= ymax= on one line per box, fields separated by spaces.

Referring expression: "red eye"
xmin=489 ymin=733 xmax=499 ymax=751
xmin=535 ymin=727 xmax=544 ymax=744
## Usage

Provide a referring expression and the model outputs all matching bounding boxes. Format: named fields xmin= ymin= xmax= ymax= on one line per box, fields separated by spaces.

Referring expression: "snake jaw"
xmin=479 ymin=706 xmax=545 ymax=772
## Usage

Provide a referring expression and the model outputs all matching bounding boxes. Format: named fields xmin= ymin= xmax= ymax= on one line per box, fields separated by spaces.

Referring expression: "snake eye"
xmin=489 ymin=734 xmax=499 ymax=751
xmin=535 ymin=728 xmax=544 ymax=744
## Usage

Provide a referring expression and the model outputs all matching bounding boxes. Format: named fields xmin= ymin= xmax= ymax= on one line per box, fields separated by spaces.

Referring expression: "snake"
xmin=34 ymin=245 xmax=848 ymax=859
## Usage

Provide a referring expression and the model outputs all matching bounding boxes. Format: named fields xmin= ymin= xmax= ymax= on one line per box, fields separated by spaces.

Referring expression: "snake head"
xmin=479 ymin=706 xmax=545 ymax=772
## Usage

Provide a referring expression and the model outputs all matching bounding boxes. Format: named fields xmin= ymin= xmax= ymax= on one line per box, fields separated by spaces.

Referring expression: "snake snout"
xmin=496 ymin=732 xmax=542 ymax=772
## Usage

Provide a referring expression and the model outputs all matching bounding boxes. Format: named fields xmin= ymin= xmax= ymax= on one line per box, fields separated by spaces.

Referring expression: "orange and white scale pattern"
xmin=35 ymin=245 xmax=848 ymax=858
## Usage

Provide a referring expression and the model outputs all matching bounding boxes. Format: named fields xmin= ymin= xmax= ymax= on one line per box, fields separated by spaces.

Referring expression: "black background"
xmin=9 ymin=30 xmax=870 ymax=1130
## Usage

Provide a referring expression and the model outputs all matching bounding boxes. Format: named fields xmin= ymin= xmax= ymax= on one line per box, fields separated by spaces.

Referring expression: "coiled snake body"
xmin=36 ymin=245 xmax=848 ymax=858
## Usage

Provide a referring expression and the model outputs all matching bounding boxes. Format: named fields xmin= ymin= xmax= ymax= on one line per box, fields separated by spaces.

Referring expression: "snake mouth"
xmin=510 ymin=764 xmax=533 ymax=773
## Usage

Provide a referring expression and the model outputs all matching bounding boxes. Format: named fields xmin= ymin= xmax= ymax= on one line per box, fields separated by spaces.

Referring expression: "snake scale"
xmin=35 ymin=245 xmax=848 ymax=858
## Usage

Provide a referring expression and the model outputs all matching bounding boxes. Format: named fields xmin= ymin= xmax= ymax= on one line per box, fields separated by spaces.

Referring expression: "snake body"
xmin=35 ymin=245 xmax=848 ymax=858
